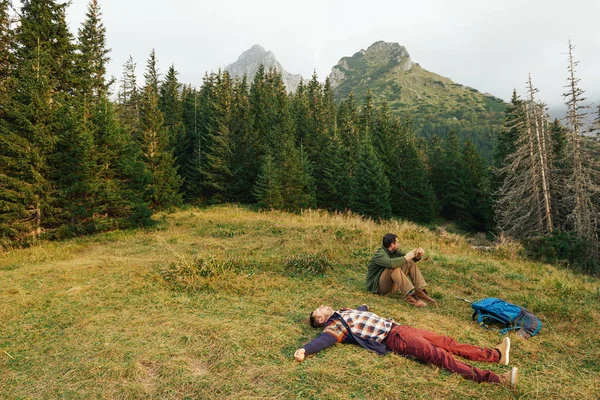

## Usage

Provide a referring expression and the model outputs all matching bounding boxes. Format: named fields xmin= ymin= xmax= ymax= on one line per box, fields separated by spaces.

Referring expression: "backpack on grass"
xmin=471 ymin=297 xmax=542 ymax=339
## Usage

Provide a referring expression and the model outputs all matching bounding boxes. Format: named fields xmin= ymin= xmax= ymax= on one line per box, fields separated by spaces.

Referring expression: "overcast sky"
xmin=15 ymin=0 xmax=600 ymax=115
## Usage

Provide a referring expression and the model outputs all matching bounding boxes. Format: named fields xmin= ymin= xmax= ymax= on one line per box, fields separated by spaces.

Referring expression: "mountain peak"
xmin=227 ymin=45 xmax=302 ymax=92
xmin=250 ymin=44 xmax=265 ymax=52
xmin=328 ymin=41 xmax=413 ymax=88
xmin=238 ymin=44 xmax=268 ymax=59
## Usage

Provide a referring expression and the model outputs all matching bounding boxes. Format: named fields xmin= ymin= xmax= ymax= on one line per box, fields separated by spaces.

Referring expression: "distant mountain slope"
xmin=226 ymin=44 xmax=303 ymax=92
xmin=328 ymin=41 xmax=507 ymax=159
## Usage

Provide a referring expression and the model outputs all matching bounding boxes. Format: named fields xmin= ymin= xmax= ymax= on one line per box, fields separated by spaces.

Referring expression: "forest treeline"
xmin=1 ymin=1 xmax=599 ymax=272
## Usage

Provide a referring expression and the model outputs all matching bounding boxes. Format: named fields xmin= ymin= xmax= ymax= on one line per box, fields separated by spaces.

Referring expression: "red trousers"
xmin=384 ymin=325 xmax=501 ymax=383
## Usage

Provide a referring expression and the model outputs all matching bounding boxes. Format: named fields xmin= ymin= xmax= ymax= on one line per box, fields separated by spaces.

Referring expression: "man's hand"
xmin=405 ymin=249 xmax=418 ymax=261
xmin=294 ymin=348 xmax=306 ymax=362
xmin=406 ymin=247 xmax=425 ymax=261
xmin=415 ymin=247 xmax=425 ymax=257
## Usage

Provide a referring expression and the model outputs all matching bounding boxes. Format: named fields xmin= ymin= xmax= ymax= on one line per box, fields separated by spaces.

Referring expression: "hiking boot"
xmin=405 ymin=293 xmax=427 ymax=307
xmin=415 ymin=288 xmax=438 ymax=306
xmin=496 ymin=337 xmax=511 ymax=365
xmin=499 ymin=367 xmax=518 ymax=390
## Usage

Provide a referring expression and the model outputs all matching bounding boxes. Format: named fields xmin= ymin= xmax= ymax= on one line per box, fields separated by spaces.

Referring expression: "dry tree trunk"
xmin=528 ymin=75 xmax=553 ymax=233
xmin=524 ymin=102 xmax=544 ymax=233
xmin=564 ymin=40 xmax=598 ymax=246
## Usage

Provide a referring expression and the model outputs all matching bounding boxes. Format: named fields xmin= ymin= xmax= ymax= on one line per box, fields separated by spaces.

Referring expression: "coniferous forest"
xmin=1 ymin=1 xmax=599 ymax=273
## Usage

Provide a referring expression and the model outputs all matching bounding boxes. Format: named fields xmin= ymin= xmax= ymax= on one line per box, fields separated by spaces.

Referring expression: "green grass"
xmin=1 ymin=205 xmax=599 ymax=399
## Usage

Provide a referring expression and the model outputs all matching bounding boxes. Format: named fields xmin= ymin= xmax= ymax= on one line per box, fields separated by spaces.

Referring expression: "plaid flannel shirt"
xmin=324 ymin=309 xmax=393 ymax=343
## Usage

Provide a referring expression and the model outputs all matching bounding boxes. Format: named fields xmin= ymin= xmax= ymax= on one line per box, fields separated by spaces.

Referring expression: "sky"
xmin=14 ymin=0 xmax=600 ymax=116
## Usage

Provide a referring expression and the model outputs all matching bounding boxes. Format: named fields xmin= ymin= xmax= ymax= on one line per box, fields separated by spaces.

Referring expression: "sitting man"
xmin=294 ymin=304 xmax=518 ymax=389
xmin=366 ymin=233 xmax=436 ymax=307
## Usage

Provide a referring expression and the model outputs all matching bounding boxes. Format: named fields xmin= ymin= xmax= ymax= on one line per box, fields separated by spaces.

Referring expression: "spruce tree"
xmin=252 ymin=68 xmax=315 ymax=211
xmin=178 ymin=84 xmax=203 ymax=201
xmin=322 ymin=77 xmax=337 ymax=137
xmin=116 ymin=55 xmax=139 ymax=137
xmin=0 ymin=0 xmax=12 ymax=115
xmin=201 ymin=70 xmax=234 ymax=203
xmin=390 ymin=117 xmax=437 ymax=223
xmin=76 ymin=0 xmax=109 ymax=103
xmin=186 ymin=72 xmax=219 ymax=202
xmin=304 ymin=72 xmax=330 ymax=207
xmin=439 ymin=131 xmax=468 ymax=221
xmin=372 ymin=101 xmax=394 ymax=180
xmin=548 ymin=118 xmax=570 ymax=229
xmin=50 ymin=99 xmax=96 ymax=236
xmin=77 ymin=0 xmax=150 ymax=230
xmin=229 ymin=75 xmax=259 ymax=203
xmin=427 ymin=134 xmax=446 ymax=211
xmin=263 ymin=67 xmax=294 ymax=154
xmin=138 ymin=49 xmax=182 ymax=210
xmin=350 ymin=140 xmax=391 ymax=220
xmin=461 ymin=139 xmax=493 ymax=231
xmin=320 ymin=133 xmax=351 ymax=211
xmin=317 ymin=77 xmax=347 ymax=210
xmin=47 ymin=0 xmax=112 ymax=236
xmin=249 ymin=64 xmax=268 ymax=157
xmin=277 ymin=145 xmax=316 ymax=211
xmin=253 ymin=151 xmax=283 ymax=209
xmin=493 ymin=90 xmax=523 ymax=194
xmin=292 ymin=79 xmax=309 ymax=147
xmin=91 ymin=97 xmax=151 ymax=229
xmin=0 ymin=0 xmax=75 ymax=243
xmin=337 ymin=92 xmax=360 ymax=173
xmin=359 ymin=90 xmax=376 ymax=139
xmin=159 ymin=64 xmax=185 ymax=152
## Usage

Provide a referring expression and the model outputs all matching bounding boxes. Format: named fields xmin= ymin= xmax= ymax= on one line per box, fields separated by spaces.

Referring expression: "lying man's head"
xmin=309 ymin=305 xmax=334 ymax=328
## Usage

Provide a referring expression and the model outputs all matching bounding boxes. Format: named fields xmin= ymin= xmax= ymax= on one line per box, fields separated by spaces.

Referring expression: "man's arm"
xmin=375 ymin=249 xmax=421 ymax=268
xmin=372 ymin=250 xmax=407 ymax=269
xmin=294 ymin=331 xmax=338 ymax=362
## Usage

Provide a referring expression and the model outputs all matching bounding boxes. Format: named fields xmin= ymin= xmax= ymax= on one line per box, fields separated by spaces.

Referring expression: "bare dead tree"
xmin=495 ymin=74 xmax=557 ymax=238
xmin=496 ymin=110 xmax=549 ymax=237
xmin=562 ymin=40 xmax=599 ymax=247
xmin=527 ymin=74 xmax=553 ymax=233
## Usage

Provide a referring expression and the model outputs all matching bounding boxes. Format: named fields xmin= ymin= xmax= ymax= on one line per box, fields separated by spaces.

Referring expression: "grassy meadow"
xmin=1 ymin=205 xmax=599 ymax=399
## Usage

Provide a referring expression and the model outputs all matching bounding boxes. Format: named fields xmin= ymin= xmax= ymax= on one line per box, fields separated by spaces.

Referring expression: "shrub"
xmin=160 ymin=254 xmax=242 ymax=291
xmin=524 ymin=231 xmax=600 ymax=275
xmin=284 ymin=254 xmax=332 ymax=276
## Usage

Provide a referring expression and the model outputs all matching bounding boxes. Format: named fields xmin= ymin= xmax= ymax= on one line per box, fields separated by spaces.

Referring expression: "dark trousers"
xmin=384 ymin=325 xmax=501 ymax=383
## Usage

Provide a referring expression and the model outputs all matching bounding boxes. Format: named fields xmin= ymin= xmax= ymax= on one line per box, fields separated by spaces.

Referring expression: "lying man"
xmin=366 ymin=233 xmax=437 ymax=307
xmin=294 ymin=304 xmax=518 ymax=389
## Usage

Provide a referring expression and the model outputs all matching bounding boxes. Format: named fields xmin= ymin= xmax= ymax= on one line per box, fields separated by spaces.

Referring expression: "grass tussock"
xmin=1 ymin=204 xmax=599 ymax=399
xmin=160 ymin=254 xmax=253 ymax=293
xmin=284 ymin=253 xmax=333 ymax=276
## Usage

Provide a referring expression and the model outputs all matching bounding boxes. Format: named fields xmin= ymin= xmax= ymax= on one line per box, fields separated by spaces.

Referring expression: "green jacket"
xmin=365 ymin=246 xmax=408 ymax=293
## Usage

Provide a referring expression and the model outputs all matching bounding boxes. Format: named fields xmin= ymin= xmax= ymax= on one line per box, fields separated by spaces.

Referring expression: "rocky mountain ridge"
xmin=327 ymin=41 xmax=414 ymax=88
xmin=225 ymin=44 xmax=303 ymax=92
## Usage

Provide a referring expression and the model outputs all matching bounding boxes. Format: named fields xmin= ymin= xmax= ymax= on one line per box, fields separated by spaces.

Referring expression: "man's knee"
xmin=391 ymin=267 xmax=408 ymax=281
xmin=405 ymin=339 xmax=438 ymax=362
